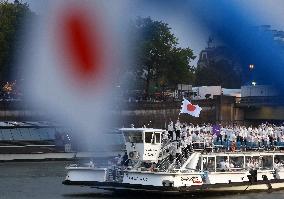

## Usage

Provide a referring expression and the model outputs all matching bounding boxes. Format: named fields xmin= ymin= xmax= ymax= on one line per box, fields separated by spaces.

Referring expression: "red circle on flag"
xmin=187 ymin=104 xmax=196 ymax=112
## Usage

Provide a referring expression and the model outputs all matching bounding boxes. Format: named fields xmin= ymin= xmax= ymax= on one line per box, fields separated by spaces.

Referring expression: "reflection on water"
xmin=0 ymin=161 xmax=283 ymax=199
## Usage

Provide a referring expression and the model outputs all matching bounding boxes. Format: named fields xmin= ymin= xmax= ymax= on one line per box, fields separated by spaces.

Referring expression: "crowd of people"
xmin=158 ymin=121 xmax=284 ymax=170
xmin=163 ymin=120 xmax=284 ymax=153
xmin=109 ymin=121 xmax=284 ymax=170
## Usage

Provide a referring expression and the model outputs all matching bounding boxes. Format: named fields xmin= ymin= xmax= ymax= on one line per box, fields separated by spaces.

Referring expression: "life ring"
xmin=129 ymin=151 xmax=135 ymax=158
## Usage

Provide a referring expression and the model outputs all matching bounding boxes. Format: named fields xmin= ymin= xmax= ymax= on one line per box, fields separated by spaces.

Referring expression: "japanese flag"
xmin=180 ymin=98 xmax=202 ymax=117
xmin=19 ymin=1 xmax=131 ymax=149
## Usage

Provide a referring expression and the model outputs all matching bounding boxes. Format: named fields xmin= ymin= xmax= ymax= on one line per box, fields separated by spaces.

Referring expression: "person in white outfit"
xmin=168 ymin=121 xmax=174 ymax=140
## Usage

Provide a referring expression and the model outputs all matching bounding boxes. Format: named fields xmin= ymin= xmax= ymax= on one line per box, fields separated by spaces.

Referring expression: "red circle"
xmin=187 ymin=104 xmax=196 ymax=112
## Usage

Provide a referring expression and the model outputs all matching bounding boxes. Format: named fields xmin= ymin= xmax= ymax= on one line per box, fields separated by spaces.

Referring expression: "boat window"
xmin=155 ymin=132 xmax=161 ymax=144
xmin=29 ymin=128 xmax=41 ymax=140
xmin=20 ymin=128 xmax=32 ymax=141
xmin=229 ymin=156 xmax=244 ymax=169
xmin=216 ymin=156 xmax=229 ymax=171
xmin=12 ymin=129 xmax=23 ymax=140
xmin=261 ymin=156 xmax=273 ymax=169
xmin=130 ymin=134 xmax=143 ymax=143
xmin=123 ymin=131 xmax=143 ymax=143
xmin=245 ymin=156 xmax=261 ymax=169
xmin=274 ymin=155 xmax=284 ymax=168
xmin=144 ymin=132 xmax=153 ymax=143
xmin=1 ymin=129 xmax=13 ymax=140
xmin=203 ymin=157 xmax=215 ymax=172
xmin=37 ymin=128 xmax=51 ymax=140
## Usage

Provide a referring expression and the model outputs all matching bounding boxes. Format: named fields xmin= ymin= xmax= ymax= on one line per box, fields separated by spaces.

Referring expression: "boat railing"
xmin=156 ymin=154 xmax=171 ymax=171
xmin=167 ymin=151 xmax=191 ymax=172
xmin=158 ymin=139 xmax=173 ymax=159
xmin=215 ymin=167 xmax=246 ymax=172
xmin=212 ymin=140 xmax=284 ymax=152
xmin=179 ymin=168 xmax=199 ymax=173
xmin=189 ymin=140 xmax=284 ymax=153
xmin=192 ymin=141 xmax=213 ymax=152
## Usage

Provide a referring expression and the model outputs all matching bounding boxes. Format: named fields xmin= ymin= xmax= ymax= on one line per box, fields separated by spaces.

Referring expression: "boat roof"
xmin=0 ymin=121 xmax=62 ymax=129
xmin=119 ymin=128 xmax=164 ymax=132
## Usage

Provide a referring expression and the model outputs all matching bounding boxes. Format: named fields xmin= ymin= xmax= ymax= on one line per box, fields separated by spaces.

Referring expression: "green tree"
xmin=133 ymin=17 xmax=196 ymax=99
xmin=0 ymin=0 xmax=34 ymax=81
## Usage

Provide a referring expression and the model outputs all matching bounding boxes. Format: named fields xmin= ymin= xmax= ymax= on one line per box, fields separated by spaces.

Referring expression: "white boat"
xmin=62 ymin=127 xmax=284 ymax=195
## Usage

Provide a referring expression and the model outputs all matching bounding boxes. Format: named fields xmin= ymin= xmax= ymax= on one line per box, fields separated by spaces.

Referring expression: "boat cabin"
xmin=196 ymin=152 xmax=284 ymax=172
xmin=120 ymin=128 xmax=164 ymax=162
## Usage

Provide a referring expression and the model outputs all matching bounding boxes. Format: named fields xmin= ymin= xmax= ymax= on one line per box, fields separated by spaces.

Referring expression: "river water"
xmin=0 ymin=161 xmax=284 ymax=199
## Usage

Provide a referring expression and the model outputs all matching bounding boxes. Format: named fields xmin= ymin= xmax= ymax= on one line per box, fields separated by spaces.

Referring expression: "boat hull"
xmin=62 ymin=179 xmax=284 ymax=195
